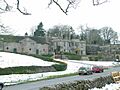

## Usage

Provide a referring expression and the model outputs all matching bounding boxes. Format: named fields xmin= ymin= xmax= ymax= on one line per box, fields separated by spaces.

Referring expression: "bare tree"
xmin=0 ymin=24 xmax=7 ymax=33
xmin=100 ymin=27 xmax=118 ymax=44
xmin=79 ymin=25 xmax=103 ymax=45
xmin=0 ymin=24 xmax=13 ymax=34
xmin=0 ymin=0 xmax=108 ymax=15
xmin=30 ymin=26 xmax=36 ymax=36
xmin=47 ymin=25 xmax=75 ymax=39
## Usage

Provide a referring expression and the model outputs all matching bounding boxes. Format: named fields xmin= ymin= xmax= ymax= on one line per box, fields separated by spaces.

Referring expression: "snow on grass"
xmin=0 ymin=52 xmax=55 ymax=68
xmin=0 ymin=52 xmax=119 ymax=86
xmin=69 ymin=60 xmax=114 ymax=67
xmin=90 ymin=83 xmax=120 ymax=90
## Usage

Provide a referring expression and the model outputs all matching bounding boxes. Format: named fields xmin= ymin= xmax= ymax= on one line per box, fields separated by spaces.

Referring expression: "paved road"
xmin=3 ymin=67 xmax=120 ymax=90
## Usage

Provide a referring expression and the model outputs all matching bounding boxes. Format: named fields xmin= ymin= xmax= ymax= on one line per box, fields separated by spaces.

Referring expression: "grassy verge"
xmin=0 ymin=66 xmax=56 ymax=75
xmin=0 ymin=62 xmax=67 ymax=75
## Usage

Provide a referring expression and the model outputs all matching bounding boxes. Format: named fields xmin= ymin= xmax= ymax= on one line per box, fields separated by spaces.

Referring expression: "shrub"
xmin=89 ymin=56 xmax=98 ymax=61
xmin=42 ymin=54 xmax=53 ymax=57
xmin=0 ymin=66 xmax=56 ymax=75
xmin=66 ymin=54 xmax=81 ymax=60
xmin=30 ymin=54 xmax=67 ymax=71
xmin=63 ymin=52 xmax=81 ymax=60
xmin=52 ymin=63 xmax=67 ymax=71
xmin=29 ymin=54 xmax=54 ymax=62
xmin=63 ymin=52 xmax=76 ymax=55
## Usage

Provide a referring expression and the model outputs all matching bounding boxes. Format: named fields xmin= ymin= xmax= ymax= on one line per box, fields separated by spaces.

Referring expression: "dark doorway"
xmin=36 ymin=49 xmax=39 ymax=55
xmin=13 ymin=48 xmax=17 ymax=53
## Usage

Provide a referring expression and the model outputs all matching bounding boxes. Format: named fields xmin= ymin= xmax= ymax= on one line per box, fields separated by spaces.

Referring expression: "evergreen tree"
xmin=34 ymin=22 xmax=46 ymax=37
xmin=25 ymin=32 xmax=28 ymax=36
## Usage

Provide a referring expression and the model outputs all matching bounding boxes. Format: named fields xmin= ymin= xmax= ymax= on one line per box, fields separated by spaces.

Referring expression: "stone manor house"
xmin=0 ymin=35 xmax=86 ymax=55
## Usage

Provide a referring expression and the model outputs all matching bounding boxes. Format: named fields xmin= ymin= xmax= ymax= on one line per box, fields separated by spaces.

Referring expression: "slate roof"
xmin=0 ymin=35 xmax=48 ymax=44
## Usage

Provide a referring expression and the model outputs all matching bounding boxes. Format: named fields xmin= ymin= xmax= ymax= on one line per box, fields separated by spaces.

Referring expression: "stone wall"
xmin=36 ymin=66 xmax=56 ymax=73
xmin=39 ymin=76 xmax=115 ymax=90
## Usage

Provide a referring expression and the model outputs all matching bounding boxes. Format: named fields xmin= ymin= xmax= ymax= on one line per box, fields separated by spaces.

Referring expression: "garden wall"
xmin=40 ymin=75 xmax=115 ymax=90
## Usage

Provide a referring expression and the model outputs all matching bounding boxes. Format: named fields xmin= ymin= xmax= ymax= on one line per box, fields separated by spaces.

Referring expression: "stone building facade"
xmin=49 ymin=37 xmax=86 ymax=55
xmin=0 ymin=35 xmax=86 ymax=55
xmin=0 ymin=36 xmax=48 ymax=55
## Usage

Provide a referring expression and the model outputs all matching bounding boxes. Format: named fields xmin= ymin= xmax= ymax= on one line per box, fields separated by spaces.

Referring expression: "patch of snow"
xmin=90 ymin=83 xmax=120 ymax=90
xmin=0 ymin=52 xmax=55 ymax=68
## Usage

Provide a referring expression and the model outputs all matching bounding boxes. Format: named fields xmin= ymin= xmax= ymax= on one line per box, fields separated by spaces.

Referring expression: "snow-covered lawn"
xmin=0 ymin=52 xmax=55 ymax=68
xmin=0 ymin=52 xmax=119 ymax=89
xmin=90 ymin=83 xmax=120 ymax=90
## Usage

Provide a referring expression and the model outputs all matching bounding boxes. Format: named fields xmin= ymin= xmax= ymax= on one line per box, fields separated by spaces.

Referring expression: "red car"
xmin=92 ymin=66 xmax=104 ymax=73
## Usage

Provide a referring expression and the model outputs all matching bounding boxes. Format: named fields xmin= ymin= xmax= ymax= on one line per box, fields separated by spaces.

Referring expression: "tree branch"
xmin=0 ymin=0 xmax=12 ymax=13
xmin=0 ymin=7 xmax=5 ymax=11
xmin=0 ymin=24 xmax=5 ymax=29
xmin=93 ymin=0 xmax=108 ymax=6
xmin=48 ymin=0 xmax=76 ymax=15
xmin=48 ymin=0 xmax=53 ymax=8
xmin=53 ymin=0 xmax=68 ymax=15
xmin=16 ymin=0 xmax=31 ymax=15
xmin=3 ymin=0 xmax=11 ymax=11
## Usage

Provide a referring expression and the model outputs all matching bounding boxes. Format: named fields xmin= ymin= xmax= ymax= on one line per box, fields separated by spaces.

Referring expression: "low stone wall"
xmin=36 ymin=66 xmax=56 ymax=73
xmin=39 ymin=76 xmax=115 ymax=90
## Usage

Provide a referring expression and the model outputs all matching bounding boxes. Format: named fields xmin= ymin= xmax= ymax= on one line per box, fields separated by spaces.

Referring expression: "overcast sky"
xmin=0 ymin=0 xmax=120 ymax=37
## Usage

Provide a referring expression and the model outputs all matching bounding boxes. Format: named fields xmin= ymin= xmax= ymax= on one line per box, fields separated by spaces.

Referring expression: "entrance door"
xmin=36 ymin=49 xmax=39 ymax=55
xmin=13 ymin=48 xmax=17 ymax=53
